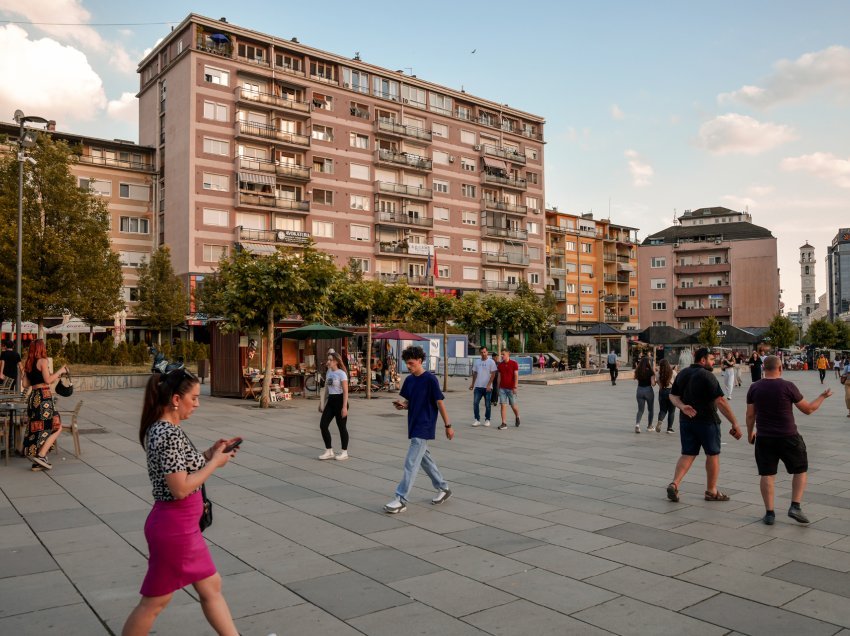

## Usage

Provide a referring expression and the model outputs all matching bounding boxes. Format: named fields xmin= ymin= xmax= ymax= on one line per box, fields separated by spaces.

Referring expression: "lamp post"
xmin=13 ymin=110 xmax=48 ymax=363
xmin=598 ymin=289 xmax=605 ymax=367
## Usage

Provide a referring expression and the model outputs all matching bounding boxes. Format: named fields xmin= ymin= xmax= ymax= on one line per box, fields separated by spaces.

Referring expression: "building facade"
xmin=827 ymin=229 xmax=850 ymax=321
xmin=799 ymin=242 xmax=817 ymax=329
xmin=137 ymin=14 xmax=547 ymax=308
xmin=544 ymin=209 xmax=640 ymax=329
xmin=638 ymin=207 xmax=779 ymax=329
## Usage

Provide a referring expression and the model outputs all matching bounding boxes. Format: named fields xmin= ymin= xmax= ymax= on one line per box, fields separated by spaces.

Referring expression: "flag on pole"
xmin=432 ymin=245 xmax=439 ymax=279
xmin=425 ymin=250 xmax=432 ymax=279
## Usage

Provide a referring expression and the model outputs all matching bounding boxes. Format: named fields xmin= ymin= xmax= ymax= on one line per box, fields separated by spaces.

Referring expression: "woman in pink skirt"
xmin=122 ymin=367 xmax=240 ymax=636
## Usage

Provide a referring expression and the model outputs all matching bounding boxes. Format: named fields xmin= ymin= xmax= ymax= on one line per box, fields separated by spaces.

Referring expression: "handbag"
xmin=54 ymin=372 xmax=73 ymax=397
xmin=199 ymin=484 xmax=213 ymax=532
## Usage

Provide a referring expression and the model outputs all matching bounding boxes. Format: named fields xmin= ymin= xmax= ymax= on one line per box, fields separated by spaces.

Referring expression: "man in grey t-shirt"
xmin=469 ymin=346 xmax=498 ymax=427
xmin=607 ymin=351 xmax=619 ymax=385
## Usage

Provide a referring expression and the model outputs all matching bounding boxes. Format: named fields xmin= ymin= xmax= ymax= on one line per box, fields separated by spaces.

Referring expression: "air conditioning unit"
xmin=674 ymin=242 xmax=680 ymax=248
xmin=715 ymin=239 xmax=722 ymax=244
xmin=343 ymin=82 xmax=350 ymax=88
xmin=448 ymin=156 xmax=455 ymax=163
xmin=473 ymin=145 xmax=481 ymax=151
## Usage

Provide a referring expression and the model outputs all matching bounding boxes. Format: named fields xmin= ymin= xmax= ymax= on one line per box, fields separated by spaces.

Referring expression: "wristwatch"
xmin=445 ymin=424 xmax=452 ymax=428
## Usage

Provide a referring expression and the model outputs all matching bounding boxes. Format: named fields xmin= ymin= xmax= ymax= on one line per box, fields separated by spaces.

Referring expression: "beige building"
xmin=545 ymin=209 xmax=640 ymax=329
xmin=136 ymin=14 xmax=546 ymax=308
xmin=638 ymin=207 xmax=779 ymax=329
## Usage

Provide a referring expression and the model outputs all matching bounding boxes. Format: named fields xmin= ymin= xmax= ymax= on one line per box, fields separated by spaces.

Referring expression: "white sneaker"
xmin=634 ymin=425 xmax=641 ymax=434
xmin=318 ymin=449 xmax=335 ymax=460
xmin=484 ymin=419 xmax=491 ymax=427
xmin=384 ymin=497 xmax=407 ymax=514
xmin=472 ymin=420 xmax=480 ymax=427
xmin=335 ymin=450 xmax=349 ymax=461
xmin=432 ymin=489 xmax=452 ymax=505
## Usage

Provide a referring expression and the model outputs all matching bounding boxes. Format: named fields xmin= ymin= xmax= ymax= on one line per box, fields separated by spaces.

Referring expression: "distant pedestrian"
xmin=317 ymin=352 xmax=350 ymax=461
xmin=735 ymin=352 xmax=744 ymax=387
xmin=657 ymin=359 xmax=677 ymax=434
xmin=634 ymin=357 xmax=656 ymax=434
xmin=607 ymin=350 xmax=619 ymax=385
xmin=749 ymin=351 xmax=763 ymax=382
xmin=666 ymin=348 xmax=743 ymax=503
xmin=0 ymin=338 xmax=21 ymax=389
xmin=842 ymin=360 xmax=850 ymax=417
xmin=834 ymin=356 xmax=842 ymax=379
xmin=469 ymin=346 xmax=497 ymax=427
xmin=747 ymin=355 xmax=831 ymax=525
xmin=384 ymin=346 xmax=453 ymax=514
xmin=497 ymin=348 xmax=520 ymax=430
xmin=538 ymin=353 xmax=546 ymax=373
xmin=21 ymin=339 xmax=69 ymax=471
xmin=721 ymin=352 xmax=736 ymax=399
xmin=816 ymin=354 xmax=828 ymax=384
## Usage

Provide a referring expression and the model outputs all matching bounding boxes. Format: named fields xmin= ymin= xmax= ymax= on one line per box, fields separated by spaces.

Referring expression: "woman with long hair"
xmin=721 ymin=352 xmax=736 ymax=399
xmin=656 ymin=359 xmax=677 ymax=434
xmin=749 ymin=350 xmax=763 ymax=382
xmin=122 ymin=368 xmax=239 ymax=636
xmin=318 ymin=351 xmax=350 ymax=460
xmin=634 ymin=356 xmax=656 ymax=434
xmin=22 ymin=339 xmax=69 ymax=470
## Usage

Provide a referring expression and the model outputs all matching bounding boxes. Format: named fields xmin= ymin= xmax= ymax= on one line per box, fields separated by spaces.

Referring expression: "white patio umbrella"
xmin=47 ymin=319 xmax=106 ymax=334
xmin=0 ymin=321 xmax=39 ymax=334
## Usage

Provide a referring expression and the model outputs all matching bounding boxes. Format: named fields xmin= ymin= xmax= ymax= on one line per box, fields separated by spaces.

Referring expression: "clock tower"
xmin=800 ymin=242 xmax=816 ymax=330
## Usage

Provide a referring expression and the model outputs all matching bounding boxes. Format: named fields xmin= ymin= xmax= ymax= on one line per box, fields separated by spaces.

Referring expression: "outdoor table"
xmin=0 ymin=401 xmax=27 ymax=464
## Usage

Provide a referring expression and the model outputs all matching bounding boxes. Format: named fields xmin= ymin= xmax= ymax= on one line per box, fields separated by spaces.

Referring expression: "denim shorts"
xmin=498 ymin=388 xmax=516 ymax=405
xmin=680 ymin=419 xmax=721 ymax=456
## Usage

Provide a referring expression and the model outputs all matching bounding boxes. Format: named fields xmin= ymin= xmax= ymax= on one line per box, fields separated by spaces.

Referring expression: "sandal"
xmin=704 ymin=490 xmax=730 ymax=501
xmin=666 ymin=483 xmax=679 ymax=502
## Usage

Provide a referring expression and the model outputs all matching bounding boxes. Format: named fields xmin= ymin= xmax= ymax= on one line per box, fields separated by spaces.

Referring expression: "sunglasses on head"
xmin=161 ymin=367 xmax=198 ymax=391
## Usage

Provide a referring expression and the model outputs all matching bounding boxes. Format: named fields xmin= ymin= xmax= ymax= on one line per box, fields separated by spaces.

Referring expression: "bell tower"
xmin=800 ymin=242 xmax=816 ymax=329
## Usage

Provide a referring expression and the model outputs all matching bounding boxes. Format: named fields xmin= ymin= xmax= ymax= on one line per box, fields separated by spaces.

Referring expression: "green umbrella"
xmin=278 ymin=323 xmax=353 ymax=340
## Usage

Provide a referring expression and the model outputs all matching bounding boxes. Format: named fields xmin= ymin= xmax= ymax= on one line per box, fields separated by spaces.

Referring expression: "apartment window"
xmin=203 ymin=66 xmax=229 ymax=86
xmin=119 ymin=183 xmax=150 ymax=201
xmin=652 ymin=321 xmax=668 ymax=326
xmin=581 ymin=243 xmax=592 ymax=253
xmin=529 ymin=273 xmax=540 ymax=285
xmin=438 ymin=265 xmax=450 ymax=278
xmin=429 ymin=92 xmax=452 ymax=115
xmin=342 ymin=68 xmax=369 ymax=94
xmin=528 ymin=172 xmax=539 ymax=185
xmin=709 ymin=298 xmax=725 ymax=309
xmin=461 ymin=211 xmax=477 ymax=225
xmin=566 ymin=262 xmax=577 ymax=273
xmin=580 ymin=264 xmax=593 ymax=274
xmin=313 ymin=157 xmax=333 ymax=174
xmin=434 ymin=236 xmax=450 ymax=250
xmin=461 ymin=184 xmax=476 ymax=198
xmin=433 ymin=206 xmax=449 ymax=222
xmin=566 ymin=283 xmax=576 ymax=293
xmin=350 ymin=195 xmax=370 ymax=211
xmin=79 ymin=178 xmax=111 ymax=196
xmin=125 ymin=287 xmax=140 ymax=302
xmin=566 ymin=304 xmax=577 ymax=315
xmin=460 ymin=130 xmax=476 ymax=146
xmin=235 ymin=212 xmax=265 ymax=230
xmin=651 ymin=301 xmax=667 ymax=310
xmin=708 ymin=255 xmax=724 ymax=265
xmin=203 ymin=137 xmax=229 ymax=156
xmin=119 ymin=217 xmax=150 ymax=234
xmin=119 ymin=251 xmax=148 ymax=267
xmin=312 ymin=125 xmax=333 ymax=142
xmin=275 ymin=217 xmax=304 ymax=232
xmin=202 ymin=208 xmax=228 ymax=227
xmin=460 ymin=157 xmax=476 ymax=172
xmin=307 ymin=92 xmax=331 ymax=111
xmin=237 ymin=43 xmax=265 ymax=61
xmin=565 ymin=241 xmax=576 ymax=251
xmin=462 ymin=266 xmax=478 ymax=280
xmin=350 ymin=163 xmax=370 ymax=180
xmin=349 ymin=132 xmax=369 ymax=149
xmin=526 ymin=197 xmax=539 ymax=210
xmin=651 ymin=278 xmax=667 ymax=289
xmin=630 ymin=307 xmax=637 ymax=316
xmin=203 ymin=244 xmax=228 ymax=262
xmin=528 ymin=148 xmax=539 ymax=160
xmin=401 ymin=84 xmax=426 ymax=108
xmin=630 ymin=288 xmax=636 ymax=297
xmin=202 ymin=172 xmax=229 ymax=191
xmin=310 ymin=61 xmax=336 ymax=81
xmin=350 ymin=224 xmax=370 ymax=241
xmin=651 ymin=257 xmax=666 ymax=268
xmin=313 ymin=189 xmax=333 ymax=205
xmin=432 ymin=150 xmax=450 ymax=165
xmin=581 ymin=305 xmax=594 ymax=315
xmin=203 ymin=101 xmax=228 ymax=121
xmin=462 ymin=239 xmax=478 ymax=253
xmin=529 ymin=246 xmax=540 ymax=260
xmin=527 ymin=222 xmax=539 ymax=235
xmin=432 ymin=122 xmax=448 ymax=138
xmin=433 ymin=180 xmax=449 ymax=194
xmin=581 ymin=285 xmax=593 ymax=294
xmin=372 ymin=76 xmax=399 ymax=101
xmin=313 ymin=220 xmax=334 ymax=238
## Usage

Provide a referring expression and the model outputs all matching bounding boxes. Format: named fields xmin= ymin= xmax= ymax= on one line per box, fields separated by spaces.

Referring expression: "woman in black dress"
xmin=748 ymin=351 xmax=763 ymax=382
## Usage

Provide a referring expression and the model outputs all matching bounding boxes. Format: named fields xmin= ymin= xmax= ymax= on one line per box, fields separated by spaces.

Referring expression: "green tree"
xmin=453 ymin=292 xmax=490 ymax=345
xmin=834 ymin=320 xmax=850 ymax=351
xmin=73 ymin=244 xmax=124 ymax=342
xmin=413 ymin=293 xmax=456 ymax=390
xmin=765 ymin=313 xmax=797 ymax=350
xmin=482 ymin=294 xmax=514 ymax=351
xmin=136 ymin=246 xmax=188 ymax=344
xmin=804 ymin=318 xmax=837 ymax=349
xmin=697 ymin=316 xmax=721 ymax=348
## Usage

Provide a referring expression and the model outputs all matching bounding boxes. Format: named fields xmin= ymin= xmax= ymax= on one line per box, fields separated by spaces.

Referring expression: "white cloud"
xmin=697 ymin=113 xmax=796 ymax=155
xmin=106 ymin=92 xmax=138 ymax=126
xmin=721 ymin=195 xmax=757 ymax=210
xmin=624 ymin=149 xmax=653 ymax=187
xmin=610 ymin=104 xmax=624 ymax=120
xmin=748 ymin=184 xmax=774 ymax=197
xmin=780 ymin=153 xmax=850 ymax=188
xmin=718 ymin=45 xmax=850 ymax=107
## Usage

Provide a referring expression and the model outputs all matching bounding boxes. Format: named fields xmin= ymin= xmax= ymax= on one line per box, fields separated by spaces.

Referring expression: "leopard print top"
xmin=145 ymin=420 xmax=206 ymax=502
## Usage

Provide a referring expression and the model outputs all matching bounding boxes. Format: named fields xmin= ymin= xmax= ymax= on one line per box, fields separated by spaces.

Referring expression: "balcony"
xmin=618 ymin=294 xmax=630 ymax=302
xmin=482 ymin=251 xmax=530 ymax=267
xmin=482 ymin=198 xmax=527 ymax=215
xmin=234 ymin=121 xmax=310 ymax=148
xmin=603 ymin=273 xmax=619 ymax=282
xmin=484 ymin=281 xmax=519 ymax=292
xmin=548 ymin=265 xmax=566 ymax=276
xmin=236 ymin=191 xmax=309 ymax=213
xmin=375 ymin=181 xmax=433 ymax=200
xmin=673 ymin=262 xmax=731 ymax=275
xmin=674 ymin=285 xmax=731 ymax=297
xmin=234 ymin=226 xmax=311 ymax=246
xmin=375 ymin=241 xmax=430 ymax=258
xmin=545 ymin=224 xmax=568 ymax=234
xmin=375 ymin=149 xmax=433 ymax=172
xmin=234 ymin=87 xmax=311 ymax=116
xmin=274 ymin=62 xmax=306 ymax=77
xmin=75 ymin=154 xmax=155 ymax=172
xmin=674 ymin=307 xmax=732 ymax=319
xmin=374 ymin=118 xmax=432 ymax=142
xmin=483 ymin=225 xmax=528 ymax=241
xmin=236 ymin=156 xmax=310 ymax=181
xmin=603 ymin=252 xmax=617 ymax=262
xmin=549 ymin=247 xmax=565 ymax=256
xmin=375 ymin=210 xmax=434 ymax=228
xmin=236 ymin=54 xmax=270 ymax=68
xmin=482 ymin=172 xmax=528 ymax=190
xmin=377 ymin=273 xmax=434 ymax=286
xmin=550 ymin=290 xmax=566 ymax=300
xmin=481 ymin=144 xmax=527 ymax=165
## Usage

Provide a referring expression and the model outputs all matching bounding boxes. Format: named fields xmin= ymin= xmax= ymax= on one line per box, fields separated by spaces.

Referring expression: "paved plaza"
xmin=3 ymin=369 xmax=850 ymax=635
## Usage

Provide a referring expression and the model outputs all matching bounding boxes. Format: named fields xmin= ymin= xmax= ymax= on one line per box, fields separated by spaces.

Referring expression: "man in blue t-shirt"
xmin=384 ymin=346 xmax=454 ymax=514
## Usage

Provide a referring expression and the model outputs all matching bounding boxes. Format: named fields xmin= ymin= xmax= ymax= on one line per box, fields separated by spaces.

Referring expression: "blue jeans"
xmin=473 ymin=387 xmax=491 ymax=421
xmin=395 ymin=438 xmax=448 ymax=502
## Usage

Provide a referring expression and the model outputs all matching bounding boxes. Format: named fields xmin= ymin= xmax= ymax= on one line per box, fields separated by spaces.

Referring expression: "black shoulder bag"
xmin=182 ymin=430 xmax=214 ymax=532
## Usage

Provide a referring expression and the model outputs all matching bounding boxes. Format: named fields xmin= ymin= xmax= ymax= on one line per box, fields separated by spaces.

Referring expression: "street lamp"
xmin=598 ymin=289 xmax=605 ymax=366
xmin=14 ymin=110 xmax=49 ymax=364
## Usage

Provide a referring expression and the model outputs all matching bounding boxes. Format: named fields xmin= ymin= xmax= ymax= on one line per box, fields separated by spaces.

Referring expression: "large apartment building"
xmin=826 ymin=229 xmax=850 ymax=321
xmin=638 ymin=207 xmax=779 ymax=328
xmin=136 ymin=14 xmax=547 ymax=309
xmin=545 ymin=209 xmax=640 ymax=329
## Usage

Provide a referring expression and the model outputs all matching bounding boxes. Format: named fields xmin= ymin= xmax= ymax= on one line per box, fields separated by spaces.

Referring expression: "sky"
xmin=1 ymin=0 xmax=848 ymax=316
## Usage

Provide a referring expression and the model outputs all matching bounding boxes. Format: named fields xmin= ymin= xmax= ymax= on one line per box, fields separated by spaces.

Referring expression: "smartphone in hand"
xmin=224 ymin=438 xmax=243 ymax=453
xmin=393 ymin=400 xmax=405 ymax=410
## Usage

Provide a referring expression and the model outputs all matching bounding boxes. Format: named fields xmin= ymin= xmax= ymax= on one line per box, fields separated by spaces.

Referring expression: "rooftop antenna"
xmin=354 ymin=51 xmax=361 ymax=61
xmin=673 ymin=208 xmax=677 ymax=225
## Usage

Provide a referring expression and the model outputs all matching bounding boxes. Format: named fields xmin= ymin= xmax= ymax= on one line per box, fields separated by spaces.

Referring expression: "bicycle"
xmin=304 ymin=369 xmax=324 ymax=395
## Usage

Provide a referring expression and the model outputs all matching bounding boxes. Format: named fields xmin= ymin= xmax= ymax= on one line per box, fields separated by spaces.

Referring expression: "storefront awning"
xmin=482 ymin=156 xmax=509 ymax=171
xmin=238 ymin=171 xmax=275 ymax=186
xmin=240 ymin=243 xmax=278 ymax=255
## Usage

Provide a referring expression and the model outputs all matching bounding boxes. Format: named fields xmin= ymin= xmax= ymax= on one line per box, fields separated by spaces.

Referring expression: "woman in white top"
xmin=317 ymin=352 xmax=350 ymax=460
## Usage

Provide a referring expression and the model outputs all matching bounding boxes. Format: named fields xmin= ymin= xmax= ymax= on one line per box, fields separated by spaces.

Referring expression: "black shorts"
xmin=754 ymin=434 xmax=808 ymax=476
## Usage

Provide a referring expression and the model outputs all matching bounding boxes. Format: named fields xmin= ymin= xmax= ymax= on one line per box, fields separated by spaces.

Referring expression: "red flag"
xmin=432 ymin=247 xmax=439 ymax=279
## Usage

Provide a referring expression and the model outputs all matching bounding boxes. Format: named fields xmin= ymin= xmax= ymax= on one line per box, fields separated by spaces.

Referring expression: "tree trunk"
xmin=260 ymin=308 xmax=274 ymax=408
xmin=89 ymin=326 xmax=94 ymax=344
xmin=442 ymin=319 xmax=448 ymax=392
xmin=366 ymin=308 xmax=372 ymax=400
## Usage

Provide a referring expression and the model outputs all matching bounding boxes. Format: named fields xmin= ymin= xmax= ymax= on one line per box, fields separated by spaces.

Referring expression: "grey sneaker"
xmin=384 ymin=497 xmax=407 ymax=514
xmin=788 ymin=506 xmax=809 ymax=524
xmin=432 ymin=489 xmax=452 ymax=505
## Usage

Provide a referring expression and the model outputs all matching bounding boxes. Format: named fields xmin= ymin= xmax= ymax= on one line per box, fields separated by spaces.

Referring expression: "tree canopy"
xmin=804 ymin=318 xmax=836 ymax=349
xmin=765 ymin=313 xmax=797 ymax=350
xmin=697 ymin=316 xmax=721 ymax=348
xmin=135 ymin=246 xmax=188 ymax=343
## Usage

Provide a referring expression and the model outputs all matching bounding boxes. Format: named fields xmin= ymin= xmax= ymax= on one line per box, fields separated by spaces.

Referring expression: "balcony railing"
xmin=375 ymin=149 xmax=433 ymax=171
xmin=549 ymin=267 xmax=566 ymax=276
xmin=235 ymin=87 xmax=311 ymax=114
xmin=236 ymin=54 xmax=270 ymax=68
xmin=481 ymin=144 xmax=527 ymax=164
xmin=484 ymin=281 xmax=519 ymax=292
xmin=674 ymin=307 xmax=732 ymax=318
xmin=274 ymin=62 xmax=306 ymax=77
xmin=603 ymin=274 xmax=618 ymax=282
xmin=483 ymin=226 xmax=528 ymax=241
xmin=545 ymin=224 xmax=568 ymax=234
xmin=674 ymin=285 xmax=731 ymax=296
xmin=236 ymin=156 xmax=310 ymax=180
xmin=236 ymin=191 xmax=309 ymax=212
xmin=482 ymin=172 xmax=528 ymax=190
xmin=375 ymin=181 xmax=433 ymax=200
xmin=482 ymin=251 xmax=530 ymax=267
xmin=549 ymin=248 xmax=565 ymax=256
xmin=673 ymin=262 xmax=731 ymax=275
xmin=603 ymin=252 xmax=617 ymax=261
xmin=375 ymin=242 xmax=430 ymax=257
xmin=235 ymin=121 xmax=310 ymax=147
xmin=375 ymin=210 xmax=434 ymax=228
xmin=75 ymin=154 xmax=154 ymax=172
xmin=550 ymin=290 xmax=566 ymax=300
xmin=375 ymin=118 xmax=433 ymax=142
xmin=235 ymin=226 xmax=312 ymax=245
xmin=482 ymin=198 xmax=527 ymax=215
xmin=377 ymin=273 xmax=434 ymax=286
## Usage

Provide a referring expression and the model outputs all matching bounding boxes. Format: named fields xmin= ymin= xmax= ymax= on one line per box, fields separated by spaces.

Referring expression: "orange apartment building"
xmin=638 ymin=207 xmax=779 ymax=329
xmin=545 ymin=209 xmax=640 ymax=329
xmin=136 ymin=14 xmax=547 ymax=309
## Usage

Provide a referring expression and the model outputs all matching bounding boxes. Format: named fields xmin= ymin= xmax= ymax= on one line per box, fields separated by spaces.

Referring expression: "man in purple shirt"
xmin=747 ymin=355 xmax=832 ymax=525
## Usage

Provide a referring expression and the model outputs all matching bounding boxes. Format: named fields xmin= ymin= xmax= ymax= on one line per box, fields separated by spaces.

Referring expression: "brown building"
xmin=136 ymin=14 xmax=547 ymax=307
xmin=638 ymin=207 xmax=779 ymax=329
xmin=545 ymin=209 xmax=640 ymax=329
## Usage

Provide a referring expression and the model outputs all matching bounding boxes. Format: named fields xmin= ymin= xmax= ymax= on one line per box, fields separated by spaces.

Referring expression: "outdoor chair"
xmin=58 ymin=401 xmax=83 ymax=458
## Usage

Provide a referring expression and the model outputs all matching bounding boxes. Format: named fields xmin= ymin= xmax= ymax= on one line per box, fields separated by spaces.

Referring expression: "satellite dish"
xmin=13 ymin=110 xmax=24 ymax=123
